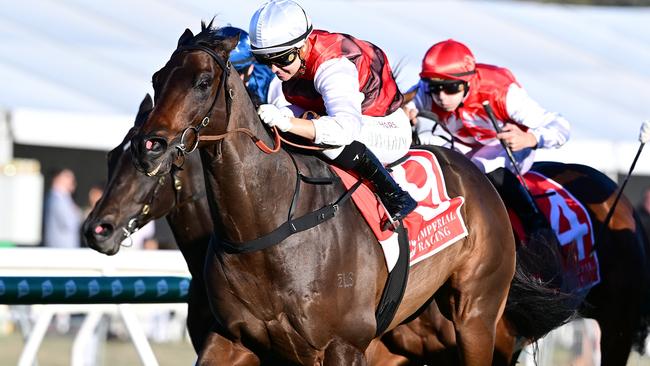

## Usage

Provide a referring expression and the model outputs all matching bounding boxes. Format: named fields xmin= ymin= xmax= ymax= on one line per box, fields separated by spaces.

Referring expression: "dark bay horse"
xmin=393 ymin=113 xmax=650 ymax=364
xmin=82 ymin=96 xmax=412 ymax=364
xmin=82 ymin=95 xmax=214 ymax=353
xmin=130 ymin=23 xmax=517 ymax=365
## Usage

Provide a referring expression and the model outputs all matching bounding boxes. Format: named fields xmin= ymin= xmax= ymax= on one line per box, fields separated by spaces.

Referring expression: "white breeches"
xmin=322 ymin=108 xmax=412 ymax=165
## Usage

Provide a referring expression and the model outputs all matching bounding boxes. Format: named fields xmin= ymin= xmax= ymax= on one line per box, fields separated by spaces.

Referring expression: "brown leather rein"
xmin=171 ymin=44 xmax=325 ymax=155
xmin=199 ymin=124 xmax=326 ymax=154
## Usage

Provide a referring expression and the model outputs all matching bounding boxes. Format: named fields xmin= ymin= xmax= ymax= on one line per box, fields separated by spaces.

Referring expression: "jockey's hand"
xmin=257 ymin=104 xmax=293 ymax=132
xmin=496 ymin=123 xmax=538 ymax=151
xmin=402 ymin=106 xmax=418 ymax=126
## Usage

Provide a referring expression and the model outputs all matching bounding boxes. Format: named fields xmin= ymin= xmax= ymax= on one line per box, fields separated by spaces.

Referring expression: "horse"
xmin=129 ymin=22 xmax=520 ymax=365
xmin=82 ymin=95 xmax=215 ymax=353
xmin=82 ymin=94 xmax=417 ymax=364
xmin=394 ymin=110 xmax=650 ymax=365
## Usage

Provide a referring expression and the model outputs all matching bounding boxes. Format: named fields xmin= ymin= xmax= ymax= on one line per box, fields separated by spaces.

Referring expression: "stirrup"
xmin=381 ymin=214 xmax=401 ymax=231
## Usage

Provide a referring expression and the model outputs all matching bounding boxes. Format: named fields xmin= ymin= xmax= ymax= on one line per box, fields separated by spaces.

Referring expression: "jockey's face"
xmin=270 ymin=55 xmax=301 ymax=81
xmin=429 ymin=79 xmax=467 ymax=112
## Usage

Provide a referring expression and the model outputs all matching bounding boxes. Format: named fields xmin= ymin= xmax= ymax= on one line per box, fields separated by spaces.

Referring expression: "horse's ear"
xmin=134 ymin=94 xmax=153 ymax=127
xmin=178 ymin=28 xmax=194 ymax=48
xmin=221 ymin=33 xmax=239 ymax=54
xmin=402 ymin=89 xmax=418 ymax=107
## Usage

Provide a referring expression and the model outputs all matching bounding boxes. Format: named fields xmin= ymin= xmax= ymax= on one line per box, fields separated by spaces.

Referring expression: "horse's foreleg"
xmin=365 ymin=339 xmax=410 ymax=366
xmin=197 ymin=331 xmax=260 ymax=366
xmin=598 ymin=317 xmax=635 ymax=366
xmin=186 ymin=280 xmax=214 ymax=353
xmin=323 ymin=337 xmax=367 ymax=366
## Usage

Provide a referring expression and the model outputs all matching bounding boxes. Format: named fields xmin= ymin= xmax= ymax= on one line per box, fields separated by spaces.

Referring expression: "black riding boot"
xmin=486 ymin=167 xmax=551 ymax=237
xmin=333 ymin=141 xmax=417 ymax=222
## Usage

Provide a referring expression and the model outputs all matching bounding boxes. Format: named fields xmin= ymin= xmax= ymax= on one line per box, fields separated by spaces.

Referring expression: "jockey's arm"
xmin=505 ymin=83 xmax=571 ymax=149
xmin=287 ymin=57 xmax=364 ymax=144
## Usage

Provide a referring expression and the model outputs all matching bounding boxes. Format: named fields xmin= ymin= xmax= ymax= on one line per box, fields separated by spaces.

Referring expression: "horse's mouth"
xmin=146 ymin=161 xmax=163 ymax=177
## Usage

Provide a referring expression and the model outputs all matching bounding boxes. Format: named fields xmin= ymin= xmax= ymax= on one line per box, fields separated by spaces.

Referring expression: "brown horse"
xmin=83 ymin=96 xmax=412 ymax=364
xmin=82 ymin=95 xmax=214 ymax=353
xmin=129 ymin=23 xmax=517 ymax=365
xmin=376 ymin=152 xmax=650 ymax=363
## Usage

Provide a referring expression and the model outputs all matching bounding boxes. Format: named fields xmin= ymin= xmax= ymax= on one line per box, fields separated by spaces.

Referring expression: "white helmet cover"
xmin=249 ymin=0 xmax=313 ymax=55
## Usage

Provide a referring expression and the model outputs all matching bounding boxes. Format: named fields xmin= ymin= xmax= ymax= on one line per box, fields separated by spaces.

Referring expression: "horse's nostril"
xmin=144 ymin=137 xmax=167 ymax=155
xmin=94 ymin=223 xmax=114 ymax=238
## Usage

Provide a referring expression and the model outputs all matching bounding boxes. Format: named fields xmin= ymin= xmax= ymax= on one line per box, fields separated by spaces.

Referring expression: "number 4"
xmin=547 ymin=190 xmax=589 ymax=260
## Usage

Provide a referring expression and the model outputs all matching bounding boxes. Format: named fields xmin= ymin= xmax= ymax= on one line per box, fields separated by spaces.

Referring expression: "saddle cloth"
xmin=331 ymin=149 xmax=469 ymax=271
xmin=509 ymin=171 xmax=600 ymax=291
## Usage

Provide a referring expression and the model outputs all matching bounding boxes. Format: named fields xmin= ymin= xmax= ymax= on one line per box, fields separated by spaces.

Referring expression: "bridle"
xmin=164 ymin=43 xmax=324 ymax=157
xmin=173 ymin=44 xmax=234 ymax=155
xmin=120 ymin=166 xmax=205 ymax=247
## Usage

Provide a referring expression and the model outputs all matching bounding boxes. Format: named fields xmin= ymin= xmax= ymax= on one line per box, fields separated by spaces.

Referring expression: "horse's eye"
xmin=195 ymin=75 xmax=212 ymax=91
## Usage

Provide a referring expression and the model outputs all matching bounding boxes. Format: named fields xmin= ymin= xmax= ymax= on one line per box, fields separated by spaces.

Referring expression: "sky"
xmin=1 ymin=0 xmax=649 ymax=145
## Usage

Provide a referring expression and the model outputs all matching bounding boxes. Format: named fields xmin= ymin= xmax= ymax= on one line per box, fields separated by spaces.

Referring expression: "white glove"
xmin=257 ymin=104 xmax=293 ymax=132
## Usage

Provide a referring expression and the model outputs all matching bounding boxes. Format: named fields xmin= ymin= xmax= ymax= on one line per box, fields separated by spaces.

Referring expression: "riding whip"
xmin=482 ymin=101 xmax=541 ymax=214
xmin=595 ymin=120 xmax=650 ymax=250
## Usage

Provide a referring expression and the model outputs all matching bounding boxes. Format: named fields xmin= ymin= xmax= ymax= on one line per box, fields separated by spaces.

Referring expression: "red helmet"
xmin=420 ymin=39 xmax=476 ymax=81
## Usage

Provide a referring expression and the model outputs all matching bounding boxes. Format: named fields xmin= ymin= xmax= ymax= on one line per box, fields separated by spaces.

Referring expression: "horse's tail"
xmin=633 ymin=210 xmax=650 ymax=353
xmin=504 ymin=237 xmax=578 ymax=341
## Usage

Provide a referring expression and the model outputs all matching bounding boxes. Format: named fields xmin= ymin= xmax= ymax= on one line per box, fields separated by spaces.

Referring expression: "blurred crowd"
xmin=42 ymin=168 xmax=164 ymax=251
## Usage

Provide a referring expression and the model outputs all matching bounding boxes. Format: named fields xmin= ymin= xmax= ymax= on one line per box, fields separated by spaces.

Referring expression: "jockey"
xmin=405 ymin=39 xmax=570 ymax=237
xmin=249 ymin=0 xmax=416 ymax=222
xmin=217 ymin=26 xmax=285 ymax=107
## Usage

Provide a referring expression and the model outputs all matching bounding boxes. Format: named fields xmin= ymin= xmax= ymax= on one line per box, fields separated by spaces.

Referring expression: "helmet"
xmin=420 ymin=39 xmax=476 ymax=81
xmin=249 ymin=0 xmax=313 ymax=55
xmin=218 ymin=26 xmax=254 ymax=72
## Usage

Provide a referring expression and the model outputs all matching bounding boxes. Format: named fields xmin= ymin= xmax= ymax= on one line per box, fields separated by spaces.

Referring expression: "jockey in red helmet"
xmin=249 ymin=0 xmax=416 ymax=222
xmin=405 ymin=39 xmax=571 ymax=238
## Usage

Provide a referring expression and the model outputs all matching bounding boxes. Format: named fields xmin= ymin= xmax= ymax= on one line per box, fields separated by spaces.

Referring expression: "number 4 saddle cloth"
xmin=510 ymin=170 xmax=600 ymax=291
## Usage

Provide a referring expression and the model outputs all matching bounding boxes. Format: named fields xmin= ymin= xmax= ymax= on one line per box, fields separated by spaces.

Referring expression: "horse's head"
xmin=131 ymin=22 xmax=239 ymax=177
xmin=83 ymin=95 xmax=183 ymax=255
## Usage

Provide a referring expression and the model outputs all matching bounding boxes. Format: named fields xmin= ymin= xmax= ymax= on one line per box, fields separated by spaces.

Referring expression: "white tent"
xmin=1 ymin=0 xmax=649 ymax=172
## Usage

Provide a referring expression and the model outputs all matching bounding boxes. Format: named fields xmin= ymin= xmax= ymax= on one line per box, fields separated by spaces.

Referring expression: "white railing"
xmin=0 ymin=248 xmax=191 ymax=366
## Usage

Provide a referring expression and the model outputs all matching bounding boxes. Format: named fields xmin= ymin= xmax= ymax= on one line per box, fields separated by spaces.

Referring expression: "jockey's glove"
xmin=257 ymin=104 xmax=293 ymax=132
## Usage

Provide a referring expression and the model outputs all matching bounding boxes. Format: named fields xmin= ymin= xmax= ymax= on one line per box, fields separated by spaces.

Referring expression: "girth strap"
xmin=218 ymin=181 xmax=362 ymax=254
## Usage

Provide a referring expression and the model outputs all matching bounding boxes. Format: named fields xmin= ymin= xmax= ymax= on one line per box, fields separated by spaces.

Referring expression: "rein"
xmin=172 ymin=44 xmax=324 ymax=156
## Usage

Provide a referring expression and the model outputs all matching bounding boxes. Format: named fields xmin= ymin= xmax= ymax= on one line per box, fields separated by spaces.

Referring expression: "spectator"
xmin=83 ymin=183 xmax=105 ymax=218
xmin=43 ymin=168 xmax=82 ymax=248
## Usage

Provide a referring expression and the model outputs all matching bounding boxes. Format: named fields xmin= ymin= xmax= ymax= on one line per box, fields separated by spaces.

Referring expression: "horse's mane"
xmin=179 ymin=18 xmax=233 ymax=51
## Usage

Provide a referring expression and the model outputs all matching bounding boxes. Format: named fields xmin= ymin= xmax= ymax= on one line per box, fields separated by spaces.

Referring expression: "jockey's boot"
xmin=333 ymin=141 xmax=417 ymax=222
xmin=486 ymin=167 xmax=553 ymax=239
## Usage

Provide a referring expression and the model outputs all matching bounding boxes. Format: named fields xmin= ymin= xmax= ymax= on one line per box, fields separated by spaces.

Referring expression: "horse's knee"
xmin=323 ymin=338 xmax=367 ymax=366
xmin=197 ymin=331 xmax=260 ymax=366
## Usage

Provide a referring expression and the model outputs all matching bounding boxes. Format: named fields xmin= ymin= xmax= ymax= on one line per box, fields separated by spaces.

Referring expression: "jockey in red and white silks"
xmin=405 ymin=39 xmax=570 ymax=238
xmin=406 ymin=40 xmax=570 ymax=175
xmin=249 ymin=0 xmax=416 ymax=222
xmin=278 ymin=29 xmax=411 ymax=164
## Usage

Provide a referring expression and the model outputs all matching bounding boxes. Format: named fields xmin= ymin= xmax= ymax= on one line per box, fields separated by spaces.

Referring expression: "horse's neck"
xmin=203 ymin=75 xmax=296 ymax=244
xmin=165 ymin=155 xmax=213 ymax=275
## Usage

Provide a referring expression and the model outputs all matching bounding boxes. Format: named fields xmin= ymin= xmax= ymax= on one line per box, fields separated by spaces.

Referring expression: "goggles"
xmin=425 ymin=79 xmax=467 ymax=95
xmin=253 ymin=48 xmax=299 ymax=68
